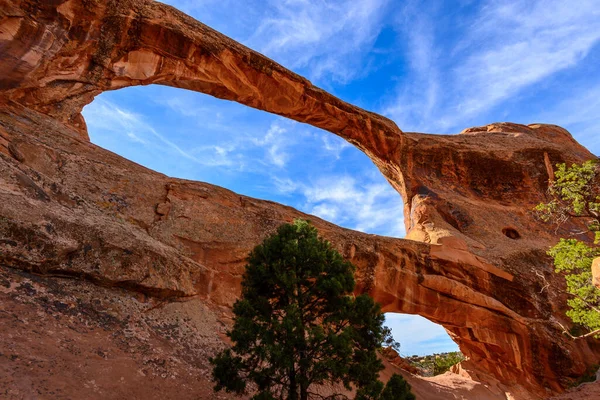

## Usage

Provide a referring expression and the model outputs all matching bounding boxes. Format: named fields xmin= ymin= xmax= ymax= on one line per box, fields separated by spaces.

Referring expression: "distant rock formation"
xmin=381 ymin=348 xmax=423 ymax=376
xmin=1 ymin=1 xmax=599 ymax=398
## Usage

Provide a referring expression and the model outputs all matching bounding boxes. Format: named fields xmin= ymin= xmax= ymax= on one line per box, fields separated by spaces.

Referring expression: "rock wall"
xmin=1 ymin=0 xmax=600 ymax=398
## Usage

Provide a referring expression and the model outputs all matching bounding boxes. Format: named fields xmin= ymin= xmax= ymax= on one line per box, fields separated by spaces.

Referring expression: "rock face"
xmin=1 ymin=0 xmax=599 ymax=398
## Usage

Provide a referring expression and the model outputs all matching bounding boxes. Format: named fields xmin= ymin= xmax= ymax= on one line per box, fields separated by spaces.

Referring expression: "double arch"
xmin=3 ymin=0 xmax=600 ymax=396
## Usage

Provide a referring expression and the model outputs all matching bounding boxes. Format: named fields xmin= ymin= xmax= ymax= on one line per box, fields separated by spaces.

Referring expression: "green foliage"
xmin=382 ymin=326 xmax=401 ymax=353
xmin=534 ymin=160 xmax=600 ymax=243
xmin=210 ymin=220 xmax=414 ymax=400
xmin=355 ymin=374 xmax=415 ymax=400
xmin=548 ymin=239 xmax=600 ymax=332
xmin=379 ymin=374 xmax=416 ymax=400
xmin=535 ymin=160 xmax=600 ymax=338
xmin=432 ymin=352 xmax=465 ymax=376
xmin=405 ymin=352 xmax=465 ymax=377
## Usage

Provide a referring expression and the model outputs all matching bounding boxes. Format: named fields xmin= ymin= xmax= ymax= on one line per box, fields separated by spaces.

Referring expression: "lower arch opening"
xmin=385 ymin=313 xmax=459 ymax=356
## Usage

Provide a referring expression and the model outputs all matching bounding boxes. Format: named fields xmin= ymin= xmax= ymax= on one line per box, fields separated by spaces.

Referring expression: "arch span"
xmin=1 ymin=0 xmax=600 ymax=397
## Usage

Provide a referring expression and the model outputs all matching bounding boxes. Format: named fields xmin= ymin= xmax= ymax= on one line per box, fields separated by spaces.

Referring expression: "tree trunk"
xmin=300 ymin=382 xmax=308 ymax=400
xmin=289 ymin=368 xmax=298 ymax=400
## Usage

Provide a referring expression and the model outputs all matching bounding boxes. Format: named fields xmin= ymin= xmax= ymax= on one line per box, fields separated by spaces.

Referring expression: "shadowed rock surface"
xmin=1 ymin=0 xmax=599 ymax=398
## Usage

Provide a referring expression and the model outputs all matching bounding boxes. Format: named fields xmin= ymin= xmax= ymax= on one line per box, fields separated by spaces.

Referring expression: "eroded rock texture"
xmin=1 ymin=0 xmax=599 ymax=398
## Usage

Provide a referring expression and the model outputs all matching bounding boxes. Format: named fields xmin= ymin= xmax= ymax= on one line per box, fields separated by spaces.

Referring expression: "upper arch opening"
xmin=83 ymin=84 xmax=406 ymax=238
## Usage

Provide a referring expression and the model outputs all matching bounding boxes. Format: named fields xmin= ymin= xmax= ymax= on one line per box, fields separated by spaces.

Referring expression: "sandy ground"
xmin=380 ymin=358 xmax=511 ymax=400
xmin=1 ymin=265 xmax=597 ymax=400
xmin=548 ymin=375 xmax=600 ymax=400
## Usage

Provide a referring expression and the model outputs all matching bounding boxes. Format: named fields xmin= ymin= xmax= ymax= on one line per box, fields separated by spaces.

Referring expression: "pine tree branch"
xmin=552 ymin=319 xmax=600 ymax=340
xmin=535 ymin=270 xmax=600 ymax=335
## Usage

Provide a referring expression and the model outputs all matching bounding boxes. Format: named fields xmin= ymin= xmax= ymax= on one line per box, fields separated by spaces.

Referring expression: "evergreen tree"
xmin=355 ymin=373 xmax=415 ymax=400
xmin=210 ymin=220 xmax=414 ymax=400
xmin=535 ymin=160 xmax=600 ymax=338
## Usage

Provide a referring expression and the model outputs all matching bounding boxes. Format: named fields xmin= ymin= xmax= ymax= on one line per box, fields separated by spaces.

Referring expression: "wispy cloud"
xmin=161 ymin=0 xmax=389 ymax=84
xmin=322 ymin=135 xmax=351 ymax=160
xmin=252 ymin=120 xmax=294 ymax=168
xmin=273 ymin=174 xmax=405 ymax=238
xmin=150 ymin=87 xmax=304 ymax=169
xmin=384 ymin=1 xmax=440 ymax=132
xmin=247 ymin=0 xmax=390 ymax=83
xmin=189 ymin=144 xmax=242 ymax=168
xmin=153 ymin=91 xmax=251 ymax=136
xmin=385 ymin=0 xmax=600 ymax=133
xmin=83 ymin=98 xmax=201 ymax=162
xmin=453 ymin=0 xmax=600 ymax=119
xmin=85 ymin=95 xmax=305 ymax=171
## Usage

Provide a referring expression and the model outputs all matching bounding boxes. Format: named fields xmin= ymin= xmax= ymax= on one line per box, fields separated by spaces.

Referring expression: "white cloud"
xmin=303 ymin=176 xmax=359 ymax=203
xmin=253 ymin=120 xmax=295 ymax=168
xmin=322 ymin=135 xmax=351 ymax=159
xmin=453 ymin=0 xmax=600 ymax=119
xmin=272 ymin=176 xmax=300 ymax=194
xmin=311 ymin=203 xmax=339 ymax=221
xmin=83 ymin=98 xmax=200 ymax=162
xmin=274 ymin=174 xmax=405 ymax=238
xmin=160 ymin=0 xmax=389 ymax=84
xmin=385 ymin=0 xmax=600 ymax=133
xmin=83 ymin=97 xmax=251 ymax=170
xmin=161 ymin=95 xmax=216 ymax=118
xmin=189 ymin=144 xmax=241 ymax=168
xmin=86 ymin=94 xmax=305 ymax=173
xmin=126 ymin=131 xmax=147 ymax=144
xmin=247 ymin=0 xmax=389 ymax=83
xmin=152 ymin=91 xmax=249 ymax=135
xmin=383 ymin=2 xmax=441 ymax=132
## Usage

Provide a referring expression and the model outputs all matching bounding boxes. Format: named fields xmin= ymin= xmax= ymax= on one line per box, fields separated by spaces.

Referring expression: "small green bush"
xmin=433 ymin=352 xmax=465 ymax=376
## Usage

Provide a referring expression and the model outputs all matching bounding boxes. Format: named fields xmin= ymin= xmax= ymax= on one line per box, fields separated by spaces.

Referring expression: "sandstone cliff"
xmin=1 ymin=1 xmax=599 ymax=399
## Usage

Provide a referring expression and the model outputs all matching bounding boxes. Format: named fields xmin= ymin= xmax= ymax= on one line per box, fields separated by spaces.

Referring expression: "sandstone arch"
xmin=1 ymin=1 xmax=600 ymax=398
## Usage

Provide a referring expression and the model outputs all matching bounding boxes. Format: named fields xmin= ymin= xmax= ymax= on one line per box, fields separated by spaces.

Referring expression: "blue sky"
xmin=82 ymin=0 xmax=600 ymax=356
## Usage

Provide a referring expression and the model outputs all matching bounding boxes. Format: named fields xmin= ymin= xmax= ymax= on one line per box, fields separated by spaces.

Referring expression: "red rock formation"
xmin=380 ymin=347 xmax=422 ymax=376
xmin=1 ymin=1 xmax=600 ymax=399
